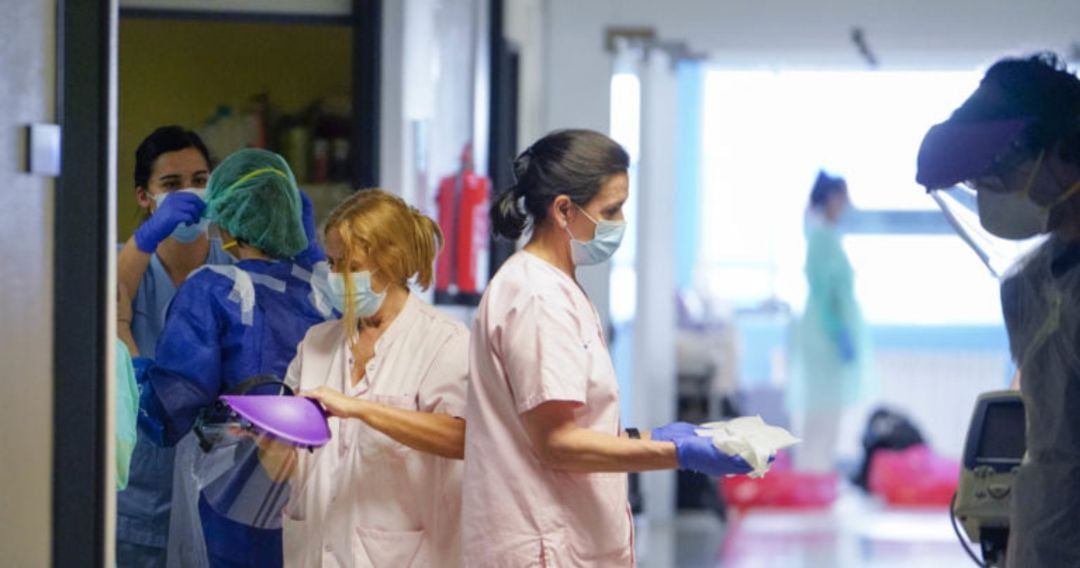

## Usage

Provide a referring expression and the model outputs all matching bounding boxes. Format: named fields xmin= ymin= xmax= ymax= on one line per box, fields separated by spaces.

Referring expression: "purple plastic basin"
xmin=220 ymin=395 xmax=331 ymax=448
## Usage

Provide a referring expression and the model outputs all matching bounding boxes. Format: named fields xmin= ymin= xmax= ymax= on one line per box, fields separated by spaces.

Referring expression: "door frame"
xmin=52 ymin=1 xmax=384 ymax=565
xmin=54 ymin=0 xmax=115 ymax=565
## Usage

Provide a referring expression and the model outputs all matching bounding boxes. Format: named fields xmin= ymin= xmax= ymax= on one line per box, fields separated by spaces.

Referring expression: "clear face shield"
xmin=930 ymin=184 xmax=1049 ymax=279
xmin=192 ymin=380 xmax=331 ymax=530
xmin=916 ymin=118 xmax=1053 ymax=278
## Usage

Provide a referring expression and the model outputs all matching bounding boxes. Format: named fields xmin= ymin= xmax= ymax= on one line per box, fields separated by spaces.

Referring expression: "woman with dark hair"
xmin=115 ymin=126 xmax=233 ymax=567
xmin=462 ymin=129 xmax=753 ymax=566
xmin=917 ymin=52 xmax=1080 ymax=567
xmin=117 ymin=125 xmax=224 ymax=359
xmin=787 ymin=170 xmax=871 ymax=475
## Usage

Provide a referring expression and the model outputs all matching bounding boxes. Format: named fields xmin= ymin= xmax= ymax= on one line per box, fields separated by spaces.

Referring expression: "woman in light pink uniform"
xmin=463 ymin=129 xmax=753 ymax=567
xmin=284 ymin=189 xmax=468 ymax=567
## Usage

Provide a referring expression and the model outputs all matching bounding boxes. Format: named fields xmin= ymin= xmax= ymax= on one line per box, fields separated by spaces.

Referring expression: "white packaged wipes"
xmin=695 ymin=416 xmax=801 ymax=478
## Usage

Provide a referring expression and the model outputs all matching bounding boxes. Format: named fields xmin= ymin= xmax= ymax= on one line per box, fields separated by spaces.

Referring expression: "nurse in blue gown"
xmin=138 ymin=148 xmax=334 ymax=568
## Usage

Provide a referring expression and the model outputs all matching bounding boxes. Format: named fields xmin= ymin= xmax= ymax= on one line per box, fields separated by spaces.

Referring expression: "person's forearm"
xmin=538 ymin=426 xmax=677 ymax=473
xmin=118 ymin=237 xmax=152 ymax=311
xmin=349 ymin=400 xmax=466 ymax=460
xmin=117 ymin=283 xmax=139 ymax=356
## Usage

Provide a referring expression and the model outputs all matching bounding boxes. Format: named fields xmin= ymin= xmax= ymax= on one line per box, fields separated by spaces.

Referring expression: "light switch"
xmin=27 ymin=123 xmax=61 ymax=177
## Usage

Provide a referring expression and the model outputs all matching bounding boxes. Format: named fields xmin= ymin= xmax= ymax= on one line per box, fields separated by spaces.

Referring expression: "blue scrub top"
xmin=116 ymin=239 xmax=233 ymax=551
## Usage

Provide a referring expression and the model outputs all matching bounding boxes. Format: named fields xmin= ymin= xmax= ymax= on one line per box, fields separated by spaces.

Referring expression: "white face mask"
xmin=327 ymin=271 xmax=386 ymax=318
xmin=974 ymin=151 xmax=1080 ymax=240
xmin=564 ymin=204 xmax=627 ymax=266
xmin=153 ymin=188 xmax=209 ymax=243
xmin=976 ymin=188 xmax=1047 ymax=240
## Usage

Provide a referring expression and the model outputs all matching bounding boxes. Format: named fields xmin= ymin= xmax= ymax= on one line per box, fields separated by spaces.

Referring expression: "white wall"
xmin=0 ymin=0 xmax=55 ymax=564
xmin=382 ymin=0 xmax=489 ymax=209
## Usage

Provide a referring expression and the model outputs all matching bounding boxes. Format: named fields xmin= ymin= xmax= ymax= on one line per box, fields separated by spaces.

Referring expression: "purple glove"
xmin=674 ymin=435 xmax=753 ymax=476
xmin=650 ymin=421 xmax=699 ymax=442
xmin=134 ymin=192 xmax=205 ymax=253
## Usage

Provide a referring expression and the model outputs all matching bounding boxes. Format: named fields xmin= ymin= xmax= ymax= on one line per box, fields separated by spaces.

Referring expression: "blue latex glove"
xmin=674 ymin=435 xmax=754 ymax=476
xmin=836 ymin=328 xmax=855 ymax=363
xmin=293 ymin=191 xmax=326 ymax=266
xmin=651 ymin=421 xmax=699 ymax=442
xmin=134 ymin=192 xmax=206 ymax=253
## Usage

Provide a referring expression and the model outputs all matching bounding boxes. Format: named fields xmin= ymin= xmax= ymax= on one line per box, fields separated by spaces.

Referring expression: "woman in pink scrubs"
xmin=463 ymin=129 xmax=753 ymax=567
xmin=284 ymin=189 xmax=469 ymax=567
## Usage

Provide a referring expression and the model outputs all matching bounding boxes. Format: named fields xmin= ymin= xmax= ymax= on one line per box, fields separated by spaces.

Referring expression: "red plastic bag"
xmin=867 ymin=444 xmax=959 ymax=506
xmin=720 ymin=452 xmax=837 ymax=511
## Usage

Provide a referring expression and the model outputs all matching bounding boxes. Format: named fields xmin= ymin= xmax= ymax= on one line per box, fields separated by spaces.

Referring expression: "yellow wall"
xmin=118 ymin=17 xmax=352 ymax=240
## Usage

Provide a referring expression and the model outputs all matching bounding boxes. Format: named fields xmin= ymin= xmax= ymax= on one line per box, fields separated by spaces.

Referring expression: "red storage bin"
xmin=867 ymin=443 xmax=959 ymax=506
xmin=720 ymin=452 xmax=838 ymax=511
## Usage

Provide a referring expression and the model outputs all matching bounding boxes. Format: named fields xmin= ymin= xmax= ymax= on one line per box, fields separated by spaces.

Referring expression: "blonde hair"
xmin=325 ymin=188 xmax=443 ymax=332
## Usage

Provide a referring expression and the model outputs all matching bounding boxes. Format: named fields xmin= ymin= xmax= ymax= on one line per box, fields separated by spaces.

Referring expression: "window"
xmin=698 ymin=69 xmax=1003 ymax=324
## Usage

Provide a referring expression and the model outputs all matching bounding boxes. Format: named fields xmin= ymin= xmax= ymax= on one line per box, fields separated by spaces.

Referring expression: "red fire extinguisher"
xmin=435 ymin=143 xmax=490 ymax=305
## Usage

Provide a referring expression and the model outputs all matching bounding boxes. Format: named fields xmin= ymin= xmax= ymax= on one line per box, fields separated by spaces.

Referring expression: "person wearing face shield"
xmin=787 ymin=171 xmax=873 ymax=475
xmin=462 ymin=129 xmax=755 ymax=567
xmin=916 ymin=52 xmax=1080 ymax=567
xmin=136 ymin=148 xmax=335 ymax=568
xmin=278 ymin=189 xmax=470 ymax=567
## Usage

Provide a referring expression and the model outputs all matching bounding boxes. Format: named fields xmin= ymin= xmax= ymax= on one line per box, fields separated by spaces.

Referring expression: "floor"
xmin=636 ymin=488 xmax=976 ymax=568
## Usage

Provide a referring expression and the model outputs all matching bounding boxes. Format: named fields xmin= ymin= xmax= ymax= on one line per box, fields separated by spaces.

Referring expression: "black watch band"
xmin=625 ymin=427 xmax=641 ymax=439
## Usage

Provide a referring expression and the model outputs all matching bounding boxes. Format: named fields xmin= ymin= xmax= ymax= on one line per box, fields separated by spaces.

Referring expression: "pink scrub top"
xmin=283 ymin=293 xmax=469 ymax=567
xmin=462 ymin=251 xmax=634 ymax=567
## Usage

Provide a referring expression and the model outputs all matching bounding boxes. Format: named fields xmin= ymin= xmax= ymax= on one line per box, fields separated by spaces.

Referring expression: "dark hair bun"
xmin=491 ymin=188 xmax=528 ymax=240
xmin=490 ymin=129 xmax=629 ymax=240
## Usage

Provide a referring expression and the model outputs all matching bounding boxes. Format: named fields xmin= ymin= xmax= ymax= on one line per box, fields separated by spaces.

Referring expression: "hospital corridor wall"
xmin=0 ymin=0 xmax=56 ymax=564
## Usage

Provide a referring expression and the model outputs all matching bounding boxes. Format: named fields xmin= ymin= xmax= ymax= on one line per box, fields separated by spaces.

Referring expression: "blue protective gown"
xmin=787 ymin=220 xmax=872 ymax=414
xmin=117 ymin=239 xmax=233 ymax=567
xmin=139 ymin=258 xmax=334 ymax=568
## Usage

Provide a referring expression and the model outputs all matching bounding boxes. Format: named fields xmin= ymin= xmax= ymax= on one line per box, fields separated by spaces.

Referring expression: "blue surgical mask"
xmin=327 ymin=271 xmax=386 ymax=318
xmin=153 ymin=188 xmax=209 ymax=243
xmin=565 ymin=205 xmax=627 ymax=266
